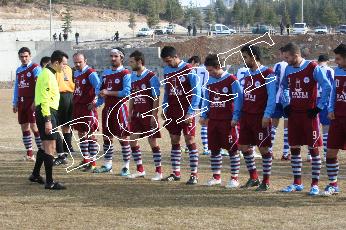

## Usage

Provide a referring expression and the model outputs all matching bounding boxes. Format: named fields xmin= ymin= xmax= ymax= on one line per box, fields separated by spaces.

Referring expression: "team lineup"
xmin=12 ymin=42 xmax=346 ymax=196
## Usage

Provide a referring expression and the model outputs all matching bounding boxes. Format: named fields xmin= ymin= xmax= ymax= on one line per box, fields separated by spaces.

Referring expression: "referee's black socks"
xmin=32 ymin=149 xmax=45 ymax=177
xmin=43 ymin=152 xmax=54 ymax=184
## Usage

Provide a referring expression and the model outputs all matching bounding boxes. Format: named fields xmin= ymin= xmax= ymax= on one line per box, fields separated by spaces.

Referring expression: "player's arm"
xmin=150 ymin=75 xmax=161 ymax=117
xmin=187 ymin=71 xmax=201 ymax=115
xmin=313 ymin=66 xmax=331 ymax=110
xmin=328 ymin=79 xmax=336 ymax=120
xmin=264 ymin=74 xmax=277 ymax=118
xmin=231 ymin=79 xmax=243 ymax=123
xmin=12 ymin=72 xmax=19 ymax=112
xmin=280 ymin=69 xmax=291 ymax=117
xmin=161 ymin=77 xmax=169 ymax=119
xmin=33 ymin=65 xmax=42 ymax=79
xmin=88 ymin=71 xmax=101 ymax=96
xmin=200 ymin=87 xmax=210 ymax=126
xmin=96 ymin=73 xmax=105 ymax=107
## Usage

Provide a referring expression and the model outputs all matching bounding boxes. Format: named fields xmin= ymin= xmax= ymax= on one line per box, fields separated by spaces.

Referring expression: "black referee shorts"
xmin=58 ymin=92 xmax=73 ymax=126
xmin=36 ymin=106 xmax=58 ymax=141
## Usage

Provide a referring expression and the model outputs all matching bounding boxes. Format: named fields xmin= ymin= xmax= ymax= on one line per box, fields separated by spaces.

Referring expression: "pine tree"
xmin=61 ymin=1 xmax=73 ymax=33
xmin=128 ymin=12 xmax=136 ymax=37
xmin=147 ymin=1 xmax=159 ymax=28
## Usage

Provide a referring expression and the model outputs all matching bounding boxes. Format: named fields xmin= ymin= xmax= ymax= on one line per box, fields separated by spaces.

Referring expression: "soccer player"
xmin=72 ymin=53 xmax=101 ymax=172
xmin=53 ymin=59 xmax=75 ymax=166
xmin=317 ymin=54 xmax=334 ymax=162
xmin=271 ymin=47 xmax=290 ymax=160
xmin=29 ymin=50 xmax=68 ymax=190
xmin=126 ymin=50 xmax=163 ymax=180
xmin=238 ymin=44 xmax=276 ymax=191
xmin=322 ymin=44 xmax=346 ymax=196
xmin=187 ymin=55 xmax=210 ymax=156
xmin=12 ymin=47 xmax=42 ymax=161
xmin=160 ymin=46 xmax=201 ymax=185
xmin=200 ymin=54 xmax=243 ymax=188
xmin=280 ymin=42 xmax=331 ymax=196
xmin=93 ymin=48 xmax=132 ymax=176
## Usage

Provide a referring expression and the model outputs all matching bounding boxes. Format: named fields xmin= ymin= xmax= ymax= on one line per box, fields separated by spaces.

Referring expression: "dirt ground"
xmin=1 ymin=88 xmax=346 ymax=229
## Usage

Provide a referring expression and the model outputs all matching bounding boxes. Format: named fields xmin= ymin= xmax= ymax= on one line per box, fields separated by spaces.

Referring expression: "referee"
xmin=29 ymin=50 xmax=68 ymax=190
xmin=54 ymin=59 xmax=75 ymax=166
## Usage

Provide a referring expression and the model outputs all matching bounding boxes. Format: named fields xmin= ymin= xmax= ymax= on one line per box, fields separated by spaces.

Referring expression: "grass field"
xmin=1 ymin=88 xmax=346 ymax=229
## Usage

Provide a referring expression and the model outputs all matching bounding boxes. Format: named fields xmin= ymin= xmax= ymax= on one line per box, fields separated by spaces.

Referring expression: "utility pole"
xmin=301 ymin=0 xmax=304 ymax=23
xmin=49 ymin=0 xmax=52 ymax=41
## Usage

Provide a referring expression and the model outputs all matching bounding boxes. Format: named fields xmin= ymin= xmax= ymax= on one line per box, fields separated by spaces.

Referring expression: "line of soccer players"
xmin=13 ymin=43 xmax=346 ymax=194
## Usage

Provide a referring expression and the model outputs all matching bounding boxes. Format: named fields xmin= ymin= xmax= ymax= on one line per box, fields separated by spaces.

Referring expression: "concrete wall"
xmin=0 ymin=38 xmax=163 ymax=82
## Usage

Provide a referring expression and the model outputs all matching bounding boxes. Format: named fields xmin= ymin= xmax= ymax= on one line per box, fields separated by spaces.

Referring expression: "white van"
xmin=211 ymin=24 xmax=236 ymax=35
xmin=293 ymin=23 xmax=308 ymax=35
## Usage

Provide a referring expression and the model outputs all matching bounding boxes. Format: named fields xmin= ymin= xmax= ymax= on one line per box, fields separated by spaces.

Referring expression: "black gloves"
xmin=283 ymin=105 xmax=291 ymax=117
xmin=307 ymin=107 xmax=322 ymax=118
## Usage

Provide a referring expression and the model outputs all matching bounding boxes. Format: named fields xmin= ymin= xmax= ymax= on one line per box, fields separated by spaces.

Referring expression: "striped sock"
xmin=322 ymin=132 xmax=328 ymax=157
xmin=33 ymin=131 xmax=42 ymax=150
xmin=171 ymin=144 xmax=181 ymax=177
xmin=211 ymin=151 xmax=222 ymax=180
xmin=229 ymin=152 xmax=240 ymax=180
xmin=291 ymin=148 xmax=302 ymax=185
xmin=121 ymin=141 xmax=131 ymax=169
xmin=243 ymin=150 xmax=258 ymax=180
xmin=152 ymin=146 xmax=162 ymax=173
xmin=22 ymin=131 xmax=33 ymax=156
xmin=89 ymin=139 xmax=98 ymax=166
xmin=187 ymin=143 xmax=198 ymax=176
xmin=269 ymin=126 xmax=277 ymax=152
xmin=326 ymin=157 xmax=339 ymax=187
xmin=103 ymin=140 xmax=114 ymax=167
xmin=262 ymin=152 xmax=273 ymax=185
xmin=283 ymin=127 xmax=290 ymax=156
xmin=310 ymin=148 xmax=321 ymax=186
xmin=80 ymin=139 xmax=90 ymax=163
xmin=131 ymin=146 xmax=144 ymax=172
xmin=201 ymin=125 xmax=208 ymax=152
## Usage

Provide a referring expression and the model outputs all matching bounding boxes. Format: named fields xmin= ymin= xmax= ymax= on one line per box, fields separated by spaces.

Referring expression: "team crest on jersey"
xmin=141 ymin=84 xmax=146 ymax=90
xmin=255 ymin=81 xmax=261 ymax=87
xmin=82 ymin=79 xmax=86 ymax=84
xmin=180 ymin=76 xmax=186 ymax=82
xmin=222 ymin=87 xmax=228 ymax=93
xmin=115 ymin=79 xmax=120 ymax=84
xmin=304 ymin=77 xmax=310 ymax=83
xmin=336 ymin=79 xmax=340 ymax=87
xmin=27 ymin=72 xmax=31 ymax=77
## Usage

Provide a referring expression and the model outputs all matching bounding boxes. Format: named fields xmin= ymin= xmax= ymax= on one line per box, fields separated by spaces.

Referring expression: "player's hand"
xmin=45 ymin=121 xmax=52 ymax=135
xmin=184 ymin=114 xmax=194 ymax=124
xmin=100 ymin=89 xmax=108 ymax=98
xmin=150 ymin=115 xmax=158 ymax=128
xmin=199 ymin=118 xmax=208 ymax=126
xmin=328 ymin=112 xmax=335 ymax=120
xmin=12 ymin=106 xmax=18 ymax=113
xmin=283 ymin=105 xmax=291 ymax=117
xmin=262 ymin=117 xmax=271 ymax=128
xmin=231 ymin=120 xmax=238 ymax=127
xmin=307 ymin=107 xmax=322 ymax=118
xmin=87 ymin=101 xmax=96 ymax=111
xmin=127 ymin=115 xmax=132 ymax=123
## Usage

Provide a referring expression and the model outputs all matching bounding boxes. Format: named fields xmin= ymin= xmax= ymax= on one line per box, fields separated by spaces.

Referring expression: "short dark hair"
xmin=281 ymin=42 xmax=301 ymax=55
xmin=334 ymin=43 xmax=346 ymax=58
xmin=18 ymin=47 xmax=31 ymax=55
xmin=204 ymin=54 xmax=220 ymax=68
xmin=160 ymin=46 xmax=177 ymax=58
xmin=241 ymin=44 xmax=261 ymax=61
xmin=318 ymin=54 xmax=329 ymax=62
xmin=40 ymin=56 xmax=51 ymax=68
xmin=187 ymin=55 xmax=201 ymax=64
xmin=73 ymin=52 xmax=86 ymax=59
xmin=129 ymin=50 xmax=145 ymax=65
xmin=51 ymin=50 xmax=69 ymax=63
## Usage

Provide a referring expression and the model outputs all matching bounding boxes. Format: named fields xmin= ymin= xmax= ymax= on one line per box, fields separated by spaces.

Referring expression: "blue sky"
xmin=180 ymin=0 xmax=210 ymax=7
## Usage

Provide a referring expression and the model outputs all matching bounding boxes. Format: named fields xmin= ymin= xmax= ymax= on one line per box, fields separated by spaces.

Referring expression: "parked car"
xmin=293 ymin=23 xmax=308 ymax=35
xmin=337 ymin=25 xmax=346 ymax=34
xmin=252 ymin=25 xmax=276 ymax=35
xmin=210 ymin=24 xmax=236 ymax=35
xmin=153 ymin=26 xmax=167 ymax=35
xmin=314 ymin=25 xmax=328 ymax=34
xmin=136 ymin=27 xmax=154 ymax=37
xmin=165 ymin=24 xmax=176 ymax=34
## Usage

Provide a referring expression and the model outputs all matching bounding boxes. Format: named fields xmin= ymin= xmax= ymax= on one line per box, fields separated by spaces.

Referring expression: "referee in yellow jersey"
xmin=54 ymin=60 xmax=75 ymax=166
xmin=29 ymin=50 xmax=68 ymax=190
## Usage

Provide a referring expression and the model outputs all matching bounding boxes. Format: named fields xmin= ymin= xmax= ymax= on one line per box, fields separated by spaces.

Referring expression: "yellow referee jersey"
xmin=56 ymin=65 xmax=75 ymax=93
xmin=35 ymin=67 xmax=60 ymax=117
